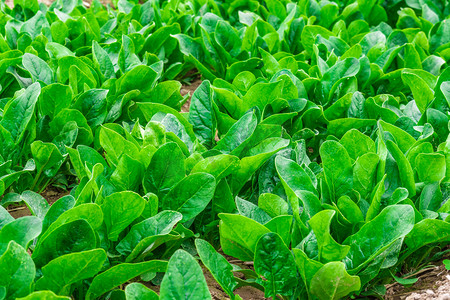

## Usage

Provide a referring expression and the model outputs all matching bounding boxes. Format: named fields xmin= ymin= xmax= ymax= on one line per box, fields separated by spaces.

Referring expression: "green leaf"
xmin=161 ymin=173 xmax=215 ymax=222
xmin=353 ymin=153 xmax=379 ymax=199
xmin=22 ymin=53 xmax=53 ymax=85
xmin=72 ymin=89 xmax=108 ymax=130
xmin=13 ymin=0 xmax=39 ymax=12
xmin=402 ymin=71 xmax=434 ymax=114
xmin=39 ymin=203 xmax=102 ymax=242
xmin=415 ymin=153 xmax=446 ymax=183
xmin=32 ymin=219 xmax=96 ymax=268
xmin=125 ymin=283 xmax=159 ymax=300
xmin=254 ymin=232 xmax=298 ymax=298
xmin=214 ymin=110 xmax=258 ymax=155
xmin=86 ymin=260 xmax=168 ymax=300
xmin=143 ymin=142 xmax=185 ymax=198
xmin=386 ymin=140 xmax=416 ymax=197
xmin=20 ymin=191 xmax=50 ymax=219
xmin=92 ymin=41 xmax=115 ymax=80
xmin=99 ymin=126 xmax=140 ymax=167
xmin=404 ymin=219 xmax=450 ymax=253
xmin=160 ymin=249 xmax=211 ymax=300
xmin=101 ymin=191 xmax=146 ymax=241
xmin=190 ymin=154 xmax=239 ymax=181
xmin=195 ymin=239 xmax=237 ymax=299
xmin=1 ymin=82 xmax=40 ymax=144
xmin=320 ymin=140 xmax=353 ymax=202
xmin=444 ymin=260 xmax=450 ymax=271
xmin=16 ymin=291 xmax=70 ymax=300
xmin=0 ymin=206 xmax=14 ymax=230
xmin=308 ymin=210 xmax=350 ymax=263
xmin=0 ymin=216 xmax=41 ymax=255
xmin=219 ymin=213 xmax=270 ymax=261
xmin=344 ymin=205 xmax=415 ymax=272
xmin=391 ymin=271 xmax=418 ymax=286
xmin=38 ymin=84 xmax=72 ymax=120
xmin=116 ymin=210 xmax=182 ymax=258
xmin=258 ymin=193 xmax=289 ymax=218
xmin=310 ymin=262 xmax=361 ymax=300
xmin=0 ymin=241 xmax=35 ymax=299
xmin=35 ymin=249 xmax=107 ymax=295
xmin=31 ymin=141 xmax=65 ymax=179
xmin=110 ymin=154 xmax=144 ymax=191
xmin=242 ymin=81 xmax=283 ymax=112
xmin=188 ymin=80 xmax=216 ymax=148
xmin=340 ymin=129 xmax=376 ymax=160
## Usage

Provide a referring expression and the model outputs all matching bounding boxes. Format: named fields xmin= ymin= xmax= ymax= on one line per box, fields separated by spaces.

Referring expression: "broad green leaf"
xmin=386 ymin=140 xmax=416 ymax=197
xmin=0 ymin=206 xmax=14 ymax=230
xmin=258 ymin=193 xmax=289 ymax=218
xmin=404 ymin=219 xmax=450 ymax=253
xmin=242 ymin=81 xmax=283 ymax=112
xmin=161 ymin=173 xmax=215 ymax=222
xmin=188 ymin=80 xmax=216 ymax=148
xmin=219 ymin=213 xmax=270 ymax=261
xmin=190 ymin=154 xmax=239 ymax=181
xmin=20 ymin=191 xmax=50 ymax=219
xmin=160 ymin=250 xmax=211 ymax=300
xmin=86 ymin=260 xmax=168 ymax=300
xmin=31 ymin=141 xmax=65 ymax=179
xmin=353 ymin=153 xmax=379 ymax=199
xmin=35 ymin=249 xmax=107 ymax=295
xmin=402 ymin=71 xmax=434 ymax=114
xmin=116 ymin=211 xmax=182 ymax=258
xmin=195 ymin=239 xmax=237 ymax=299
xmin=236 ymin=197 xmax=271 ymax=224
xmin=214 ymin=110 xmax=258 ymax=155
xmin=72 ymin=89 xmax=108 ymax=130
xmin=0 ymin=216 xmax=41 ymax=255
xmin=308 ymin=210 xmax=350 ymax=263
xmin=310 ymin=262 xmax=361 ymax=300
xmin=320 ymin=140 xmax=353 ymax=202
xmin=38 ymin=84 xmax=72 ymax=120
xmin=92 ymin=41 xmax=115 ymax=80
xmin=143 ymin=142 xmax=185 ymax=198
xmin=0 ymin=241 xmax=35 ymax=300
xmin=32 ymin=219 xmax=96 ymax=268
xmin=415 ymin=153 xmax=446 ymax=183
xmin=340 ymin=129 xmax=376 ymax=160
xmin=254 ymin=232 xmax=298 ymax=298
xmin=344 ymin=205 xmax=414 ymax=272
xmin=16 ymin=291 xmax=70 ymax=300
xmin=101 ymin=191 xmax=145 ymax=241
xmin=125 ymin=283 xmax=159 ymax=300
xmin=39 ymin=203 xmax=103 ymax=243
xmin=22 ymin=53 xmax=53 ymax=85
xmin=1 ymin=83 xmax=40 ymax=144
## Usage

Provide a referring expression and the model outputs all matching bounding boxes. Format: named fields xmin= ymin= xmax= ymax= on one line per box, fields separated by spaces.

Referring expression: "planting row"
xmin=0 ymin=0 xmax=448 ymax=299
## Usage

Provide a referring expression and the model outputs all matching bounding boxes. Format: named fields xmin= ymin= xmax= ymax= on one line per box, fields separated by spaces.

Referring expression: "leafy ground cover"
xmin=0 ymin=0 xmax=449 ymax=299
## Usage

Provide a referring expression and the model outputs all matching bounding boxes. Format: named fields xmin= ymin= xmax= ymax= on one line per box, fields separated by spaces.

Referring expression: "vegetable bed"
xmin=0 ymin=0 xmax=449 ymax=299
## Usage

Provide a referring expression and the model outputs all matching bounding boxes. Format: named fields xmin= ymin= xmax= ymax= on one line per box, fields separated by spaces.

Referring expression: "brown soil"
xmin=180 ymin=77 xmax=203 ymax=112
xmin=386 ymin=263 xmax=450 ymax=300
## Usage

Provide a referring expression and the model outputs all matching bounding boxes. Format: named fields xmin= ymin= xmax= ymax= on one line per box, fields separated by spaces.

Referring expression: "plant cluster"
xmin=0 ymin=0 xmax=449 ymax=299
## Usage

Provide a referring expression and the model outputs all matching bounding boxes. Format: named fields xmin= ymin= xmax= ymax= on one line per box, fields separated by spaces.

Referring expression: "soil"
xmin=180 ymin=75 xmax=203 ymax=112
xmin=386 ymin=263 xmax=450 ymax=300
